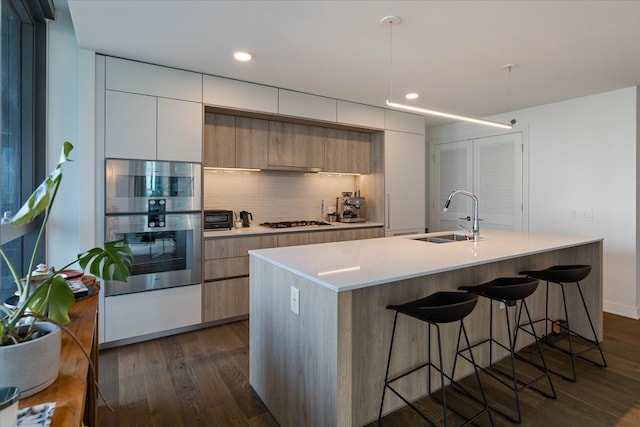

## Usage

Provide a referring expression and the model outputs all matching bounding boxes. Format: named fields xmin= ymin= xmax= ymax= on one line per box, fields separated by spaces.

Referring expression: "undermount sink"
xmin=412 ymin=234 xmax=473 ymax=244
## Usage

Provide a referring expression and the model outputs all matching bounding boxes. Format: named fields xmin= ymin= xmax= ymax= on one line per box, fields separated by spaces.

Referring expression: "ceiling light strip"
xmin=386 ymin=100 xmax=512 ymax=130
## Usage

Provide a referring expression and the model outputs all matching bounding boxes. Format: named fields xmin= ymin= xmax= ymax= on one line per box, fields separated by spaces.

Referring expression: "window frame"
xmin=0 ymin=0 xmax=53 ymax=295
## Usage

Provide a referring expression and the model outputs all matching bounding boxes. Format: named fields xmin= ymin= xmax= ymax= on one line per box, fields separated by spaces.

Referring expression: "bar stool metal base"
xmin=457 ymin=278 xmax=557 ymax=424
xmin=378 ymin=292 xmax=494 ymax=427
xmin=518 ymin=265 xmax=607 ymax=382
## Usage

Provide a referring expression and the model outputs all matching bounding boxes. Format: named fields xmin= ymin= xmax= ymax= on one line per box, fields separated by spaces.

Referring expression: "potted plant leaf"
xmin=0 ymin=142 xmax=132 ymax=397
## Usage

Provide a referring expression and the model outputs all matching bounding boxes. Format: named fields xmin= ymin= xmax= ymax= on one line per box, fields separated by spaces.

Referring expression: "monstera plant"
xmin=0 ymin=142 xmax=131 ymax=397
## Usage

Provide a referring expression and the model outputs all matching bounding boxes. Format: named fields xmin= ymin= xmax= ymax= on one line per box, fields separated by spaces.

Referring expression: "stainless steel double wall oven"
xmin=104 ymin=159 xmax=202 ymax=296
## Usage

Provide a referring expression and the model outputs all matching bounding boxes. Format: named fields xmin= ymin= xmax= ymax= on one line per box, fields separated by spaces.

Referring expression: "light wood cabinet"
xmin=204 ymin=113 xmax=269 ymax=169
xmin=325 ymin=129 xmax=371 ymax=174
xmin=203 ymin=234 xmax=276 ymax=322
xmin=203 ymin=278 xmax=249 ymax=322
xmin=236 ymin=117 xmax=269 ymax=169
xmin=324 ymin=129 xmax=350 ymax=173
xmin=348 ymin=131 xmax=371 ymax=174
xmin=336 ymin=227 xmax=384 ymax=241
xmin=268 ymin=122 xmax=325 ymax=170
xmin=204 ymin=113 xmax=236 ymax=167
xmin=204 ymin=234 xmax=277 ymax=281
xmin=202 ymin=226 xmax=382 ymax=323
xmin=277 ymin=230 xmax=337 ymax=247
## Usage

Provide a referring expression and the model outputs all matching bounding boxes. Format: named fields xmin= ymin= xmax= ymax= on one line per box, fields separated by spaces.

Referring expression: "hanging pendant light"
xmin=381 ymin=16 xmax=513 ymax=130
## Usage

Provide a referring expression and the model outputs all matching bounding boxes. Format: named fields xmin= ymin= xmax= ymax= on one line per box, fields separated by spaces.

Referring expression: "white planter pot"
xmin=0 ymin=322 xmax=61 ymax=398
xmin=0 ymin=386 xmax=19 ymax=426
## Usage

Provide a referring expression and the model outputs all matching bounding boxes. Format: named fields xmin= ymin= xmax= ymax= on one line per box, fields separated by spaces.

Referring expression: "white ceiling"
xmin=66 ymin=0 xmax=640 ymax=127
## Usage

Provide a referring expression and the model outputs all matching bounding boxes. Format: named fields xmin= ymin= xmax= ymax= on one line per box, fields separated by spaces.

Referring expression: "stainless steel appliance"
xmin=204 ymin=209 xmax=233 ymax=230
xmin=104 ymin=159 xmax=202 ymax=296
xmin=337 ymin=195 xmax=366 ymax=223
xmin=105 ymin=159 xmax=201 ymax=214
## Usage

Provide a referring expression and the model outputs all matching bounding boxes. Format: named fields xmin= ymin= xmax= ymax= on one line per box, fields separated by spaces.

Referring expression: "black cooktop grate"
xmin=260 ymin=220 xmax=332 ymax=228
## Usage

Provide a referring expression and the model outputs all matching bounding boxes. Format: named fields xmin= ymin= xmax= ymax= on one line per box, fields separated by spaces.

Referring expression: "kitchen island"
xmin=249 ymin=229 xmax=603 ymax=427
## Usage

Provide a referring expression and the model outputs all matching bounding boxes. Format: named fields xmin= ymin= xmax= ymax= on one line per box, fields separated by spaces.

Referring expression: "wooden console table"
xmin=19 ymin=277 xmax=99 ymax=427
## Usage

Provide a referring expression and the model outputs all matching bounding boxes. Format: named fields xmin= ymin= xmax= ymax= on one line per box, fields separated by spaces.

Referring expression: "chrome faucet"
xmin=443 ymin=190 xmax=480 ymax=242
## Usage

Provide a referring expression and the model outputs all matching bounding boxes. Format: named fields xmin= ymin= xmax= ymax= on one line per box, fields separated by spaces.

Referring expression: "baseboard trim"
xmin=603 ymin=301 xmax=640 ymax=319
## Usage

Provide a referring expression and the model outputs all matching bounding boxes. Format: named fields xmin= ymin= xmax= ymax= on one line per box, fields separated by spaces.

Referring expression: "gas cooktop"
xmin=260 ymin=220 xmax=332 ymax=228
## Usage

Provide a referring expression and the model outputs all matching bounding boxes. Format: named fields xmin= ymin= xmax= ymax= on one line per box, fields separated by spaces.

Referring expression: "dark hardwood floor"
xmin=98 ymin=313 xmax=640 ymax=426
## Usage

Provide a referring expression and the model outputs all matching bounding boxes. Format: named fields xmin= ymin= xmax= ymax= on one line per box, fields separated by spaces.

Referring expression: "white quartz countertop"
xmin=204 ymin=221 xmax=384 ymax=238
xmin=249 ymin=229 xmax=602 ymax=292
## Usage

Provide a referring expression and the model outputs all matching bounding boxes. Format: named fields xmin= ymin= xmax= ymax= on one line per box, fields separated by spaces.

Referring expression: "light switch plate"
xmin=290 ymin=286 xmax=300 ymax=315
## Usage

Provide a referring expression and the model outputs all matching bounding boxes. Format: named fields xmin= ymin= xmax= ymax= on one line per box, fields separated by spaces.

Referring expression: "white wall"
xmin=428 ymin=87 xmax=639 ymax=319
xmin=46 ymin=6 xmax=81 ymax=269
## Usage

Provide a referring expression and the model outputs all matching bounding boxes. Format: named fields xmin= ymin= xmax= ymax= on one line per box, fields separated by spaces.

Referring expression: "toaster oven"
xmin=204 ymin=210 xmax=234 ymax=230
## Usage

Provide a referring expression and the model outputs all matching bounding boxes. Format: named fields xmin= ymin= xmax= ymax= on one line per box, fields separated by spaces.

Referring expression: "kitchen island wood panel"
xmin=249 ymin=231 xmax=603 ymax=427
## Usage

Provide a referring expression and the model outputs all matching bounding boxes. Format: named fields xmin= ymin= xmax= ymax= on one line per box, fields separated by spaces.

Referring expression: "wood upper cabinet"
xmin=324 ymin=129 xmax=371 ymax=174
xmin=204 ymin=113 xmax=236 ymax=167
xmin=268 ymin=122 xmax=325 ymax=170
xmin=348 ymin=131 xmax=371 ymax=174
xmin=324 ymin=129 xmax=350 ymax=173
xmin=236 ymin=117 xmax=269 ymax=169
xmin=204 ymin=113 xmax=269 ymax=169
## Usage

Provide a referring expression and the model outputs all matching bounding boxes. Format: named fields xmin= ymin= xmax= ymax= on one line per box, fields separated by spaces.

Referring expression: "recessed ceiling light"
xmin=233 ymin=51 xmax=252 ymax=62
xmin=405 ymin=93 xmax=419 ymax=100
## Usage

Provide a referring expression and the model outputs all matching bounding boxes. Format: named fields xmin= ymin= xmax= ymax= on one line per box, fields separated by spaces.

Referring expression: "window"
xmin=0 ymin=0 xmax=53 ymax=302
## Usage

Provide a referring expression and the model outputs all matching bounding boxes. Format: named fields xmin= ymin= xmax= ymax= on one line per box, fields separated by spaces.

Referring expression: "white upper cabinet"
xmin=203 ymin=75 xmax=278 ymax=113
xmin=384 ymin=130 xmax=426 ymax=235
xmin=385 ymin=110 xmax=425 ymax=135
xmin=104 ymin=57 xmax=203 ymax=162
xmin=105 ymin=90 xmax=157 ymax=159
xmin=278 ymin=89 xmax=337 ymax=122
xmin=105 ymin=56 xmax=202 ymax=102
xmin=157 ymin=98 xmax=203 ymax=162
xmin=337 ymin=101 xmax=385 ymax=129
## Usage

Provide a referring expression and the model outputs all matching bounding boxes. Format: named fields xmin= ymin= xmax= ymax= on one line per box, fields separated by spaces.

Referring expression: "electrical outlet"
xmin=290 ymin=286 xmax=300 ymax=315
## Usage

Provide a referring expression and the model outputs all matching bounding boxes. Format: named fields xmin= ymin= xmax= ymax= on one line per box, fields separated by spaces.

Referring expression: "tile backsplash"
xmin=203 ymin=169 xmax=358 ymax=224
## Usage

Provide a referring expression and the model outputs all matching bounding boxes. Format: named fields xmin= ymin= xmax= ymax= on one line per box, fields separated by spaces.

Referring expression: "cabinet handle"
xmin=386 ymin=194 xmax=390 ymax=229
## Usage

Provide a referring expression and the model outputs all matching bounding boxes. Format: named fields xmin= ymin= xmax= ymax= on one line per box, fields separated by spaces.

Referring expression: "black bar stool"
xmin=378 ymin=291 xmax=494 ymax=427
xmin=518 ymin=265 xmax=607 ymax=381
xmin=456 ymin=277 xmax=556 ymax=424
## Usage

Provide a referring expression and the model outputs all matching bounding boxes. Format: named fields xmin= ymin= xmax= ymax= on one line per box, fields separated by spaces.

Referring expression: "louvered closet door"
xmin=434 ymin=140 xmax=473 ymax=231
xmin=473 ymin=132 xmax=523 ymax=231
xmin=433 ymin=132 xmax=524 ymax=233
